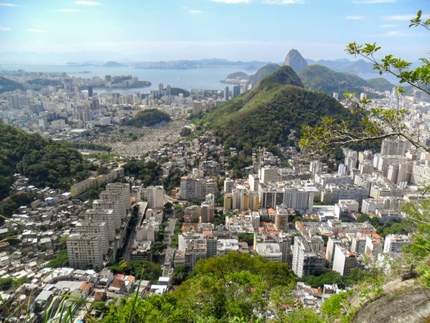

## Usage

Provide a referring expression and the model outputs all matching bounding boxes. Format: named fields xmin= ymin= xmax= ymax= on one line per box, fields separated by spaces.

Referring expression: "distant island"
xmin=221 ymin=71 xmax=250 ymax=84
xmin=102 ymin=61 xmax=126 ymax=67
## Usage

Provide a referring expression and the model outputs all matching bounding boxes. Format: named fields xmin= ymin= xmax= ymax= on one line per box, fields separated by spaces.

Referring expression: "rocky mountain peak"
xmin=284 ymin=49 xmax=308 ymax=73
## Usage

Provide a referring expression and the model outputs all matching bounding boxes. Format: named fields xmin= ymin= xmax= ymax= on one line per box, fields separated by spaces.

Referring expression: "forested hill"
xmin=121 ymin=109 xmax=171 ymax=127
xmin=0 ymin=76 xmax=24 ymax=94
xmin=0 ymin=121 xmax=92 ymax=200
xmin=200 ymin=65 xmax=354 ymax=152
xmin=298 ymin=64 xmax=393 ymax=99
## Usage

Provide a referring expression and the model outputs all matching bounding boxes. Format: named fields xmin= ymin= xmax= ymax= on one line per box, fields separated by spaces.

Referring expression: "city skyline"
xmin=0 ymin=0 xmax=429 ymax=64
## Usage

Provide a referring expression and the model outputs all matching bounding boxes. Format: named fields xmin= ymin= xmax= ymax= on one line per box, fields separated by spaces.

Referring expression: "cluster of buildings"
xmin=66 ymin=182 xmax=131 ymax=268
xmin=0 ymin=71 xmax=240 ymax=134
xmin=0 ymin=264 xmax=174 ymax=323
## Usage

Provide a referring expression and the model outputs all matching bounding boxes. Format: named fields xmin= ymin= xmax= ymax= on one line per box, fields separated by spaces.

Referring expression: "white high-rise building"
xmin=83 ymin=209 xmax=115 ymax=242
xmin=92 ymin=199 xmax=120 ymax=232
xmin=147 ymin=185 xmax=164 ymax=209
xmin=224 ymin=177 xmax=234 ymax=194
xmin=383 ymin=234 xmax=411 ymax=253
xmin=67 ymin=233 xmax=104 ymax=269
xmin=332 ymin=244 xmax=357 ymax=276
xmin=75 ymin=220 xmax=109 ymax=256
xmin=292 ymin=236 xmax=325 ymax=278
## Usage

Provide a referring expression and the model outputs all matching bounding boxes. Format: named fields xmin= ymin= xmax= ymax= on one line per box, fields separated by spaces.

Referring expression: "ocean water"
xmin=0 ymin=64 xmax=400 ymax=94
xmin=0 ymin=65 xmax=255 ymax=92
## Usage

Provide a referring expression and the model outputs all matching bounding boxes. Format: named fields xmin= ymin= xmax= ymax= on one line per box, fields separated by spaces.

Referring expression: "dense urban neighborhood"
xmin=1 ymin=57 xmax=430 ymax=322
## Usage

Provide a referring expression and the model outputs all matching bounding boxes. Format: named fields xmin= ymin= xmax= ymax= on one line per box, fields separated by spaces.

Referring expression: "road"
xmin=123 ymin=201 xmax=147 ymax=262
xmin=162 ymin=211 xmax=176 ymax=276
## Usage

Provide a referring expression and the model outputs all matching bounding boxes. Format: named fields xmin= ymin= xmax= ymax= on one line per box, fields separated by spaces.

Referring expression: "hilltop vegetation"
xmin=0 ymin=121 xmax=93 ymax=201
xmin=121 ymin=109 xmax=171 ymax=127
xmin=298 ymin=64 xmax=389 ymax=99
xmin=366 ymin=77 xmax=395 ymax=92
xmin=0 ymin=76 xmax=24 ymax=94
xmin=246 ymin=63 xmax=280 ymax=88
xmin=199 ymin=66 xmax=354 ymax=154
xmin=103 ymin=253 xmax=299 ymax=323
xmin=170 ymin=87 xmax=190 ymax=97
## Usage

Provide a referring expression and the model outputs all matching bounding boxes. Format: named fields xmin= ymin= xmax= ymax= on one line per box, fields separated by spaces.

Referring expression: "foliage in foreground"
xmin=103 ymin=253 xmax=297 ymax=323
xmin=299 ymin=10 xmax=430 ymax=155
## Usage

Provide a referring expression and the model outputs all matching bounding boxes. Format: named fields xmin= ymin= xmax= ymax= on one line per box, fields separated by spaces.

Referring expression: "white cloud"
xmin=352 ymin=0 xmax=396 ymax=3
xmin=382 ymin=31 xmax=407 ymax=36
xmin=385 ymin=14 xmax=430 ymax=21
xmin=0 ymin=26 xmax=11 ymax=31
xmin=189 ymin=10 xmax=204 ymax=14
xmin=74 ymin=1 xmax=101 ymax=5
xmin=263 ymin=0 xmax=304 ymax=4
xmin=26 ymin=29 xmax=46 ymax=33
xmin=0 ymin=3 xmax=18 ymax=6
xmin=379 ymin=24 xmax=397 ymax=28
xmin=344 ymin=16 xmax=363 ymax=20
xmin=210 ymin=0 xmax=252 ymax=3
xmin=54 ymin=9 xmax=81 ymax=12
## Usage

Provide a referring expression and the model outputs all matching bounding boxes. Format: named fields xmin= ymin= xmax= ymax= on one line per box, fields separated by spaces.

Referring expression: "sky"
xmin=0 ymin=0 xmax=429 ymax=64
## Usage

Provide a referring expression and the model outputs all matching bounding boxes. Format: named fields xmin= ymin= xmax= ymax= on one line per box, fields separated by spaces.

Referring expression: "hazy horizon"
xmin=1 ymin=0 xmax=429 ymax=65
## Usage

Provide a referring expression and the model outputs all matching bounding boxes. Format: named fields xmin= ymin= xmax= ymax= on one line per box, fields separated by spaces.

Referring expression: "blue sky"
xmin=0 ymin=0 xmax=428 ymax=63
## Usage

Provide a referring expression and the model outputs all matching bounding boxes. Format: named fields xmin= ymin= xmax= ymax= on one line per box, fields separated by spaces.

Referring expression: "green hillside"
xmin=225 ymin=71 xmax=249 ymax=80
xmin=247 ymin=63 xmax=280 ymax=88
xmin=0 ymin=76 xmax=24 ymax=94
xmin=0 ymin=121 xmax=93 ymax=201
xmin=121 ymin=109 xmax=171 ymax=127
xmin=366 ymin=77 xmax=394 ymax=92
xmin=201 ymin=66 xmax=354 ymax=152
xmin=298 ymin=64 xmax=383 ymax=99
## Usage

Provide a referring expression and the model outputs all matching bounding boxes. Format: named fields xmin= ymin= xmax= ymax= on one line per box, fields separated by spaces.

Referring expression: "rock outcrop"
xmin=284 ymin=49 xmax=308 ymax=73
xmin=352 ymin=278 xmax=430 ymax=323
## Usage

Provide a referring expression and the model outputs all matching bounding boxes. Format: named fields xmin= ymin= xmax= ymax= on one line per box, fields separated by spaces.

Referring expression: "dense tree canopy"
xmin=121 ymin=109 xmax=171 ymax=127
xmin=0 ymin=121 xmax=92 ymax=201
xmin=103 ymin=253 xmax=296 ymax=323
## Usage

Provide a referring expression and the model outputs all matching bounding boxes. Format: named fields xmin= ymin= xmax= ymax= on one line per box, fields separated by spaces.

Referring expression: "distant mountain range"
xmin=1 ymin=50 xmax=379 ymax=75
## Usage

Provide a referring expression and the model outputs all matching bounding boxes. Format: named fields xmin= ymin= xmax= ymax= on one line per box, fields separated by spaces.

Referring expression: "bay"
xmin=0 ymin=65 xmax=256 ymax=92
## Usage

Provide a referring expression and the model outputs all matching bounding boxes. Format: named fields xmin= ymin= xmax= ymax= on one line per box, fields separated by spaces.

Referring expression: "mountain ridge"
xmin=200 ymin=65 xmax=355 ymax=153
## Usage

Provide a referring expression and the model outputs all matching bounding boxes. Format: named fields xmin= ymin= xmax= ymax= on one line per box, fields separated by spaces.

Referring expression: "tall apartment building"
xmin=180 ymin=177 xmax=219 ymax=201
xmin=314 ymin=173 xmax=352 ymax=187
xmin=92 ymin=199 xmax=120 ymax=231
xmin=224 ymin=177 xmax=234 ymax=194
xmin=274 ymin=204 xmax=295 ymax=230
xmin=83 ymin=209 xmax=115 ymax=242
xmin=105 ymin=183 xmax=131 ymax=216
xmin=67 ymin=233 xmax=104 ymax=269
xmin=232 ymin=85 xmax=240 ymax=98
xmin=180 ymin=176 xmax=202 ymax=201
xmin=248 ymin=174 xmax=259 ymax=192
xmin=292 ymin=236 xmax=325 ymax=278
xmin=380 ymin=137 xmax=408 ymax=156
xmin=75 ymin=220 xmax=109 ymax=256
xmin=259 ymin=181 xmax=316 ymax=212
xmin=147 ymin=185 xmax=164 ymax=209
xmin=332 ymin=244 xmax=357 ymax=276
xmin=383 ymin=234 xmax=410 ymax=253
xmin=200 ymin=201 xmax=214 ymax=223
xmin=224 ymin=86 xmax=229 ymax=101
xmin=259 ymin=166 xmax=279 ymax=184
xmin=99 ymin=190 xmax=126 ymax=226
xmin=320 ymin=183 xmax=368 ymax=204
